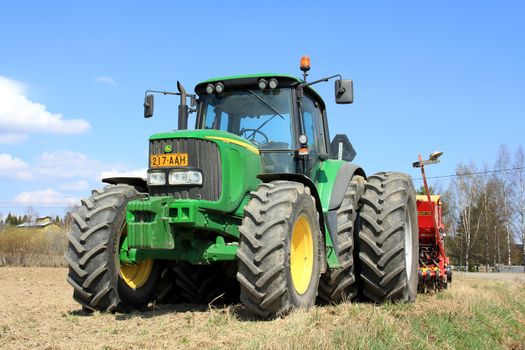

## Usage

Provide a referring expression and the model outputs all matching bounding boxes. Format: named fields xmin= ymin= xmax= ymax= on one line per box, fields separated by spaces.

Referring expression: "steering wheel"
xmin=240 ymin=128 xmax=269 ymax=146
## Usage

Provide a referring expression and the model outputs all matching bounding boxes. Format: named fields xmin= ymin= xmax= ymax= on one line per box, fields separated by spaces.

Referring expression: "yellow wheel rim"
xmin=120 ymin=259 xmax=153 ymax=289
xmin=290 ymin=214 xmax=314 ymax=295
xmin=118 ymin=226 xmax=153 ymax=289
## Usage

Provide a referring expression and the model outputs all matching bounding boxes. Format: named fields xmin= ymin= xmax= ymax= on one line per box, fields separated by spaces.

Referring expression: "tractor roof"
xmin=194 ymin=73 xmax=324 ymax=107
xmin=197 ymin=73 xmax=300 ymax=85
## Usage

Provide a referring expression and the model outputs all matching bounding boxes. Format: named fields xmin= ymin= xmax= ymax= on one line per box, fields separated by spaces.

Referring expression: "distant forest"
xmin=0 ymin=205 xmax=75 ymax=228
xmin=438 ymin=145 xmax=525 ymax=270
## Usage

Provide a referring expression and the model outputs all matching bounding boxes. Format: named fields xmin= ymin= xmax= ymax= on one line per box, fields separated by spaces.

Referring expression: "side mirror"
xmin=144 ymin=94 xmax=154 ymax=118
xmin=335 ymin=79 xmax=354 ymax=104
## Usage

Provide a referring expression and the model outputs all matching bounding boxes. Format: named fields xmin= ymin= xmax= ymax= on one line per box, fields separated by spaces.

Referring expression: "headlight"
xmin=258 ymin=78 xmax=268 ymax=89
xmin=215 ymin=82 xmax=224 ymax=94
xmin=169 ymin=170 xmax=203 ymax=185
xmin=147 ymin=171 xmax=166 ymax=186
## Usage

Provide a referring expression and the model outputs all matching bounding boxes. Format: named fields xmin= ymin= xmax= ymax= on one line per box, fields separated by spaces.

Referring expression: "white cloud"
xmin=0 ymin=133 xmax=29 ymax=145
xmin=95 ymin=76 xmax=117 ymax=87
xmin=0 ymin=76 xmax=91 ymax=138
xmin=59 ymin=180 xmax=90 ymax=191
xmin=33 ymin=151 xmax=104 ymax=179
xmin=0 ymin=150 xmax=145 ymax=185
xmin=13 ymin=188 xmax=77 ymax=206
xmin=99 ymin=169 xmax=147 ymax=180
xmin=0 ymin=153 xmax=33 ymax=180
xmin=33 ymin=151 xmax=144 ymax=181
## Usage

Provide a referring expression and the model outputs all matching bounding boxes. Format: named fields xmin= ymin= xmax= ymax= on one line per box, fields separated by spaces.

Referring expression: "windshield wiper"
xmin=244 ymin=89 xmax=286 ymax=140
xmin=245 ymin=89 xmax=285 ymax=120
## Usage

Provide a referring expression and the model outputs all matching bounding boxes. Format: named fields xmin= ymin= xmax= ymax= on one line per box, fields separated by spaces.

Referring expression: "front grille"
xmin=149 ymin=138 xmax=221 ymax=201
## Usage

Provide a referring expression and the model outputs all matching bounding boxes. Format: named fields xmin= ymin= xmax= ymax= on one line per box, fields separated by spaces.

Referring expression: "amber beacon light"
xmin=300 ymin=56 xmax=311 ymax=71
xmin=300 ymin=55 xmax=311 ymax=82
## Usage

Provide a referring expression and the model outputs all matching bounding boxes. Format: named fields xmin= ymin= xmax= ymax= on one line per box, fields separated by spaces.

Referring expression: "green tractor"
xmin=67 ymin=58 xmax=419 ymax=318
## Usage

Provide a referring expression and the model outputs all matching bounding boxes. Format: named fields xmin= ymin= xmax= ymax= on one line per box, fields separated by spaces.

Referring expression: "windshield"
xmin=201 ymin=88 xmax=294 ymax=150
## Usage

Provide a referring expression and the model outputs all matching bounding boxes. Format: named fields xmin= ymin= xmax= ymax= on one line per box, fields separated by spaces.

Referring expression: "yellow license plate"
xmin=150 ymin=153 xmax=188 ymax=167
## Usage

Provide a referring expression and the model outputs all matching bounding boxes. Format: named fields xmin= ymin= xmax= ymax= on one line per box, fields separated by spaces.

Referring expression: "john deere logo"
xmin=164 ymin=145 xmax=173 ymax=153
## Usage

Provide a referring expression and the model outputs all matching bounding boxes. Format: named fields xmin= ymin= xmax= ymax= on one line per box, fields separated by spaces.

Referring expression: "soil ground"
xmin=1 ymin=267 xmax=524 ymax=349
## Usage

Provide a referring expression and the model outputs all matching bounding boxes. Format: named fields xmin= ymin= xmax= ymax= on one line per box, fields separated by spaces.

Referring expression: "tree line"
xmin=442 ymin=145 xmax=525 ymax=270
xmin=0 ymin=207 xmax=72 ymax=228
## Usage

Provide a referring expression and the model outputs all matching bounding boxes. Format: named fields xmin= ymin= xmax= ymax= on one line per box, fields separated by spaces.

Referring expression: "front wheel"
xmin=66 ymin=185 xmax=160 ymax=312
xmin=237 ymin=181 xmax=321 ymax=318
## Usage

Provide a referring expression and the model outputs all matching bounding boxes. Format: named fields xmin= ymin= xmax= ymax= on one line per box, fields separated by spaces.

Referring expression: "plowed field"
xmin=1 ymin=267 xmax=524 ymax=349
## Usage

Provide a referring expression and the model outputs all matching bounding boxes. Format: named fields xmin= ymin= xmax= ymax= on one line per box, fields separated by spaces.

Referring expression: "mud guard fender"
xmin=312 ymin=161 xmax=365 ymax=247
xmin=328 ymin=162 xmax=366 ymax=211
xmin=102 ymin=177 xmax=148 ymax=193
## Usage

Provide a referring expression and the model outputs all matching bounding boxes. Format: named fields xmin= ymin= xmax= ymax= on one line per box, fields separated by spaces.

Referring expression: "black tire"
xmin=66 ymin=185 xmax=160 ymax=312
xmin=155 ymin=263 xmax=182 ymax=304
xmin=237 ymin=181 xmax=321 ymax=318
xmin=356 ymin=172 xmax=418 ymax=303
xmin=318 ymin=175 xmax=364 ymax=303
xmin=173 ymin=262 xmax=238 ymax=304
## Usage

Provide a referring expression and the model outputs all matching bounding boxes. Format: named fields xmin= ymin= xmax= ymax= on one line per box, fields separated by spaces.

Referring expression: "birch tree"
xmin=452 ymin=162 xmax=483 ymax=270
xmin=512 ymin=146 xmax=525 ymax=270
xmin=494 ymin=145 xmax=514 ymax=265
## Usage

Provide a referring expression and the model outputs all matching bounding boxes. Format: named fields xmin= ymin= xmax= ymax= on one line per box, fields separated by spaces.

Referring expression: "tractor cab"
xmin=143 ymin=57 xmax=356 ymax=180
xmin=194 ymin=74 xmax=329 ymax=174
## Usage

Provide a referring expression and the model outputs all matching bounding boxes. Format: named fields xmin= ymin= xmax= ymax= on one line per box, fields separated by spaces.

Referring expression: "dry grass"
xmin=0 ymin=227 xmax=67 ymax=267
xmin=0 ymin=268 xmax=524 ymax=349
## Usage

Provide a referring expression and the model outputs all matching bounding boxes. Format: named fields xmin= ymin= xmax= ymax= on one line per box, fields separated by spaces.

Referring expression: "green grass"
xmin=202 ymin=278 xmax=525 ymax=350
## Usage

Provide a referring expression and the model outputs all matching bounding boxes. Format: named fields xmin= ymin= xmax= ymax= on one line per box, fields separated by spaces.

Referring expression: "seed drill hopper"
xmin=413 ymin=152 xmax=452 ymax=291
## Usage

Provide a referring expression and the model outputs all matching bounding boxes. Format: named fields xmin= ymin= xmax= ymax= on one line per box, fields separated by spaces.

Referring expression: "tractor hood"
xmin=147 ymin=128 xmax=262 ymax=213
xmin=149 ymin=129 xmax=260 ymax=155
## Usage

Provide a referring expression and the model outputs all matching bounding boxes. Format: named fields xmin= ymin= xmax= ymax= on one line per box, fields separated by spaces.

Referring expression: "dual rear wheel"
xmin=356 ymin=172 xmax=419 ymax=302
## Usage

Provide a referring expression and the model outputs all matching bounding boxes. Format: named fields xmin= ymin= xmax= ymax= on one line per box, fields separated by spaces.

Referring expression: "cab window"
xmin=301 ymin=95 xmax=325 ymax=160
xmin=202 ymin=88 xmax=293 ymax=150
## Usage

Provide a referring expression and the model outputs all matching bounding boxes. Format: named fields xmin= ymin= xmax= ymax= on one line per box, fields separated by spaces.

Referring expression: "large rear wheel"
xmin=318 ymin=176 xmax=364 ymax=303
xmin=356 ymin=172 xmax=418 ymax=303
xmin=67 ymin=185 xmax=160 ymax=312
xmin=237 ymin=181 xmax=321 ymax=318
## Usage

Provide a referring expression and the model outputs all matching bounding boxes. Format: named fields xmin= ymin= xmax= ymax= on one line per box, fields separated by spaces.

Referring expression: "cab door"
xmin=301 ymin=95 xmax=327 ymax=170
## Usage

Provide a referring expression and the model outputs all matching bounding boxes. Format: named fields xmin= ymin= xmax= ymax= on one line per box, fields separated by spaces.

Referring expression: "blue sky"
xmin=1 ymin=1 xmax=524 ymax=218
